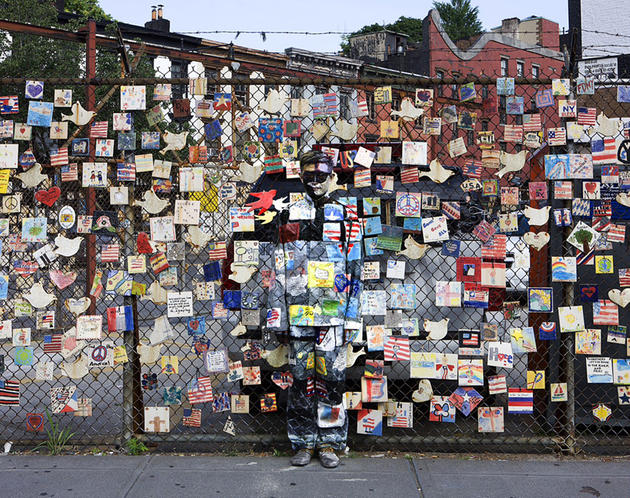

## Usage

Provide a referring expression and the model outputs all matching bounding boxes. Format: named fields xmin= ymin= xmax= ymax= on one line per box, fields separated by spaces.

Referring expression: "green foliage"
xmin=340 ymin=16 xmax=423 ymax=56
xmin=573 ymin=229 xmax=593 ymax=244
xmin=433 ymin=0 xmax=483 ymax=42
xmin=125 ymin=437 xmax=149 ymax=455
xmin=0 ymin=0 xmax=83 ymax=81
xmin=34 ymin=410 xmax=75 ymax=455
xmin=0 ymin=0 xmax=155 ymax=158
xmin=64 ymin=0 xmax=111 ymax=20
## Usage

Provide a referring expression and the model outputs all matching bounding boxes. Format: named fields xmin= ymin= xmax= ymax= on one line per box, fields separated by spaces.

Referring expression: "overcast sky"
xmin=99 ymin=0 xmax=569 ymax=54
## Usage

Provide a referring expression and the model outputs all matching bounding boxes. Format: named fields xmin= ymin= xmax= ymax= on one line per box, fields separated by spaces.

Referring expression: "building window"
xmin=532 ymin=65 xmax=540 ymax=79
xmin=481 ymin=120 xmax=489 ymax=131
xmin=315 ymin=86 xmax=328 ymax=95
xmin=203 ymin=69 xmax=218 ymax=99
xmin=436 ymin=70 xmax=444 ymax=97
xmin=500 ymin=112 xmax=507 ymax=125
xmin=499 ymin=95 xmax=506 ymax=109
xmin=515 ymin=115 xmax=523 ymax=125
xmin=450 ymin=83 xmax=458 ymax=98
xmin=467 ymin=130 xmax=475 ymax=146
xmin=530 ymin=98 xmax=537 ymax=112
xmin=234 ymin=84 xmax=249 ymax=108
xmin=500 ymin=57 xmax=509 ymax=77
xmin=516 ymin=61 xmax=524 ymax=78
xmin=392 ymin=95 xmax=401 ymax=111
xmin=290 ymin=86 xmax=303 ymax=99
xmin=482 ymin=85 xmax=489 ymax=99
xmin=365 ymin=91 xmax=376 ymax=120
xmin=171 ymin=60 xmax=187 ymax=99
xmin=339 ymin=90 xmax=352 ymax=120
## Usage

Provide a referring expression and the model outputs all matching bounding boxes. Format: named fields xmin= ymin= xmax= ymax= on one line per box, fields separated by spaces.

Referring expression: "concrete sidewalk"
xmin=1 ymin=454 xmax=628 ymax=498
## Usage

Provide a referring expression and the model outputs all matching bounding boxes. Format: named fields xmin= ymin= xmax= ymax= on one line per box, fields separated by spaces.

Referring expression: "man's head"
xmin=299 ymin=150 xmax=334 ymax=200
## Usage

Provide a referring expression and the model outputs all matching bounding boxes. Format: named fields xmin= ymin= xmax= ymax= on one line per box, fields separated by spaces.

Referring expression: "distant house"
xmin=348 ymin=9 xmax=566 ymax=164
xmin=349 ymin=9 xmax=564 ymax=80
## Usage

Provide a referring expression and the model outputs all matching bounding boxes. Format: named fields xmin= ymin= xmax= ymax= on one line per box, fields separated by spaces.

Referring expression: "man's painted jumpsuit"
xmin=266 ymin=195 xmax=362 ymax=451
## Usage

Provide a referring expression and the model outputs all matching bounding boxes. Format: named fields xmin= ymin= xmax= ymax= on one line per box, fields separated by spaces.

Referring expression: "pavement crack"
xmin=121 ymin=455 xmax=154 ymax=498
xmin=408 ymin=459 xmax=424 ymax=498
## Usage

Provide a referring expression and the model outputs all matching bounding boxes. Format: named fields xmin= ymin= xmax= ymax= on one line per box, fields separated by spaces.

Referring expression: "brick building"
xmin=348 ymin=9 xmax=566 ymax=165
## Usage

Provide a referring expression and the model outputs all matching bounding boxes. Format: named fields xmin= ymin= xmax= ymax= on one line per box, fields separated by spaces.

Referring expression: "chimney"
xmin=145 ymin=4 xmax=170 ymax=32
xmin=500 ymin=18 xmax=520 ymax=39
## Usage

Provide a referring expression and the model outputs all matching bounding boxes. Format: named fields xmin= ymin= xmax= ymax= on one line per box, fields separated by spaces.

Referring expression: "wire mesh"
xmin=1 ymin=26 xmax=630 ymax=454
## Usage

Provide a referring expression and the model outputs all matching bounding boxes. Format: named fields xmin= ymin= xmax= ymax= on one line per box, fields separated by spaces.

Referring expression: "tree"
xmin=573 ymin=229 xmax=594 ymax=254
xmin=432 ymin=0 xmax=483 ymax=42
xmin=340 ymin=16 xmax=423 ymax=56
xmin=64 ymin=0 xmax=111 ymax=20
xmin=0 ymin=0 xmax=154 ymax=162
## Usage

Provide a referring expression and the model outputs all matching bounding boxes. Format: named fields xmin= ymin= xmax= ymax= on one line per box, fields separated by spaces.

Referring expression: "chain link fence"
xmin=0 ymin=24 xmax=630 ymax=455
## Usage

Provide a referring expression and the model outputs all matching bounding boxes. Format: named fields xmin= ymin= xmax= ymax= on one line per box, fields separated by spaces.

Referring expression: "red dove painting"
xmin=245 ymin=190 xmax=277 ymax=215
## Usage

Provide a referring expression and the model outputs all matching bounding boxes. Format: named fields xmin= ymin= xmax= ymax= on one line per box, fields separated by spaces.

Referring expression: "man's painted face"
xmin=300 ymin=162 xmax=333 ymax=199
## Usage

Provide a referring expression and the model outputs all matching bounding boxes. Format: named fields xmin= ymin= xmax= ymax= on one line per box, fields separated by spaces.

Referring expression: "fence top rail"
xmin=0 ymin=76 xmax=566 ymax=87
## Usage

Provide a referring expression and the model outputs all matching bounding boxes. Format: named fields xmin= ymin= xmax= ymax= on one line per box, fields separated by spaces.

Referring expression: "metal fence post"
xmin=560 ymin=65 xmax=577 ymax=454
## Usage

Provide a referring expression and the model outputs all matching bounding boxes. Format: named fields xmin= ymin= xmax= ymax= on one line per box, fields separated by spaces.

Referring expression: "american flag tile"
xmin=592 ymin=138 xmax=617 ymax=164
xmin=593 ymin=299 xmax=619 ymax=326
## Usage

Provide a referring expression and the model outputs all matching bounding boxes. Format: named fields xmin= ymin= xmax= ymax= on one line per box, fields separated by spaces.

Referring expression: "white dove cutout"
xmin=17 ymin=163 xmax=47 ymax=188
xmin=616 ymin=192 xmax=630 ymax=207
xmin=185 ymin=226 xmax=213 ymax=251
xmin=24 ymin=282 xmax=56 ymax=309
xmin=134 ymin=189 xmax=169 ymax=214
xmin=272 ymin=196 xmax=290 ymax=212
xmin=397 ymin=235 xmax=429 ymax=259
xmin=64 ymin=297 xmax=91 ymax=316
xmin=229 ymin=263 xmax=257 ymax=284
xmin=137 ymin=343 xmax=162 ymax=365
xmin=424 ymin=317 xmax=449 ymax=340
xmin=391 ymin=97 xmax=424 ymax=121
xmin=160 ymin=130 xmax=188 ymax=154
xmin=230 ymin=323 xmax=247 ymax=337
xmin=141 ymin=281 xmax=169 ymax=305
xmin=346 ymin=344 xmax=365 ymax=367
xmin=258 ymin=89 xmax=288 ymax=114
xmin=593 ymin=113 xmax=622 ymax=137
xmin=523 ymin=232 xmax=550 ymax=250
xmin=496 ymin=150 xmax=528 ymax=178
xmin=330 ymin=119 xmax=358 ymax=141
xmin=523 ymin=205 xmax=551 ymax=226
xmin=312 ymin=121 xmax=330 ymax=141
xmin=61 ymin=102 xmax=96 ymax=126
xmin=262 ymin=344 xmax=289 ymax=368
xmin=418 ymin=159 xmax=454 ymax=183
xmin=327 ymin=172 xmax=347 ymax=195
xmin=236 ymin=162 xmax=263 ymax=184
xmin=61 ymin=354 xmax=89 ymax=379
xmin=53 ymin=234 xmax=83 ymax=257
xmin=412 ymin=379 xmax=433 ymax=403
